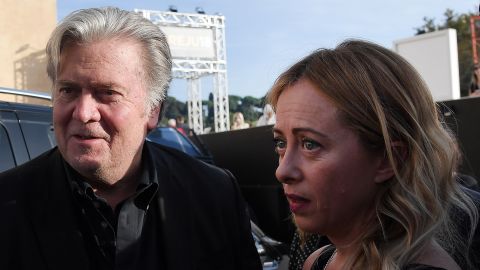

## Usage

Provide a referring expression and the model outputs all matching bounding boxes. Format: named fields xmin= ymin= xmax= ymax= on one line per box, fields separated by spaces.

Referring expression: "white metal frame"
xmin=0 ymin=87 xmax=51 ymax=100
xmin=135 ymin=9 xmax=230 ymax=133
xmin=187 ymin=78 xmax=203 ymax=134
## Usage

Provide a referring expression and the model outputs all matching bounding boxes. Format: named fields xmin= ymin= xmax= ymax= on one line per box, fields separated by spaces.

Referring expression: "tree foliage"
xmin=415 ymin=9 xmax=475 ymax=96
xmin=161 ymin=96 xmax=187 ymax=125
xmin=163 ymin=94 xmax=263 ymax=129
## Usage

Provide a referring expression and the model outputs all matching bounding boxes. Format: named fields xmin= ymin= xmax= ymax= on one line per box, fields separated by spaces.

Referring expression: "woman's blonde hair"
xmin=267 ymin=40 xmax=478 ymax=269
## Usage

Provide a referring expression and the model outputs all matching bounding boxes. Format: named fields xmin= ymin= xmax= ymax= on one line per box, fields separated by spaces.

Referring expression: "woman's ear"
xmin=374 ymin=141 xmax=406 ymax=184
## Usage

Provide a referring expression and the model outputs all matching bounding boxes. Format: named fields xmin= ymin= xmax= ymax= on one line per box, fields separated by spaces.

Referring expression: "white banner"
xmin=162 ymin=26 xmax=216 ymax=59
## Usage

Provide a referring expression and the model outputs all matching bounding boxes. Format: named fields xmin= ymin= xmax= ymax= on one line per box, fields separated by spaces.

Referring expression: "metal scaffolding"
xmin=187 ymin=78 xmax=203 ymax=134
xmin=471 ymin=16 xmax=480 ymax=64
xmin=135 ymin=9 xmax=230 ymax=134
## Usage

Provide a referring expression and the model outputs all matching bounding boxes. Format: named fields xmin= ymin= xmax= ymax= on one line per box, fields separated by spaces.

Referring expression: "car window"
xmin=147 ymin=127 xmax=201 ymax=157
xmin=17 ymin=111 xmax=56 ymax=159
xmin=0 ymin=124 xmax=16 ymax=172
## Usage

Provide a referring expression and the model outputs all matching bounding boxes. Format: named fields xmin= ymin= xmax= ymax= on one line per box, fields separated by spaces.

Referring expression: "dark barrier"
xmin=198 ymin=97 xmax=480 ymax=244
xmin=439 ymin=97 xmax=480 ymax=180
xmin=198 ymin=125 xmax=295 ymax=244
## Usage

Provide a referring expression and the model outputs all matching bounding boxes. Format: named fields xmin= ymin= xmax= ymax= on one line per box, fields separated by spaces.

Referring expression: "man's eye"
xmin=302 ymin=138 xmax=320 ymax=150
xmin=59 ymin=87 xmax=73 ymax=94
xmin=101 ymin=89 xmax=115 ymax=96
xmin=97 ymin=89 xmax=121 ymax=102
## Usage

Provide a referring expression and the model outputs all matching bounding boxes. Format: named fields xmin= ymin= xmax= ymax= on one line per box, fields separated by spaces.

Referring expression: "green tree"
xmin=415 ymin=9 xmax=475 ymax=96
xmin=242 ymin=95 xmax=262 ymax=107
xmin=202 ymin=93 xmax=215 ymax=129
xmin=227 ymin=95 xmax=263 ymax=125
xmin=229 ymin=95 xmax=242 ymax=112
xmin=163 ymin=92 xmax=264 ymax=131
xmin=162 ymin=96 xmax=187 ymax=125
xmin=239 ymin=96 xmax=262 ymax=123
xmin=203 ymin=99 xmax=214 ymax=129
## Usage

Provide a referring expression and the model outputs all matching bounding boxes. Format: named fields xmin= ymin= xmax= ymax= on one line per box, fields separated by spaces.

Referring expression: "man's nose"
xmin=72 ymin=92 xmax=101 ymax=123
xmin=275 ymin=149 xmax=302 ymax=185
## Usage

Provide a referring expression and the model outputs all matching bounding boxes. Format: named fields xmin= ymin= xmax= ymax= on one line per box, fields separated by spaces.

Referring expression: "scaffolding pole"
xmin=136 ymin=8 xmax=230 ymax=133
xmin=187 ymin=77 xmax=203 ymax=134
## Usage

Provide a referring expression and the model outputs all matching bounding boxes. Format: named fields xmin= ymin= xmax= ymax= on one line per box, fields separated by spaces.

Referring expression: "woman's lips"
xmin=285 ymin=193 xmax=311 ymax=213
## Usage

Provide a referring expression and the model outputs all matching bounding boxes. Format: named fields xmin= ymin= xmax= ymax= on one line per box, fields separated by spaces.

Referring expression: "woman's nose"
xmin=275 ymin=149 xmax=302 ymax=185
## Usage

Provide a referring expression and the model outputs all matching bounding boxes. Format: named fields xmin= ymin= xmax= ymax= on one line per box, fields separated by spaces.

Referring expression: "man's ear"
xmin=374 ymin=141 xmax=406 ymax=184
xmin=158 ymin=101 xmax=165 ymax=121
xmin=147 ymin=104 xmax=161 ymax=130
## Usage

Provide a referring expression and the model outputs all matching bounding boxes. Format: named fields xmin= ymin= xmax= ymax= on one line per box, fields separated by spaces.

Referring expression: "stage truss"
xmin=135 ymin=9 xmax=230 ymax=134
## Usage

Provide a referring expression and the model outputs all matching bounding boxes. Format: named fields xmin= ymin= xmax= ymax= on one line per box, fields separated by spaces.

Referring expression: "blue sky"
xmin=57 ymin=1 xmax=478 ymax=102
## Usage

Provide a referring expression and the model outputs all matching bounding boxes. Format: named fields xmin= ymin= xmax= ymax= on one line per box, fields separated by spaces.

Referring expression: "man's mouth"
xmin=72 ymin=133 xmax=107 ymax=141
xmin=76 ymin=135 xmax=95 ymax=139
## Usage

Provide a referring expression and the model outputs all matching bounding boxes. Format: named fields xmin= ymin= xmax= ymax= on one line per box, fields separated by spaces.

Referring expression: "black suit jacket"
xmin=0 ymin=142 xmax=262 ymax=270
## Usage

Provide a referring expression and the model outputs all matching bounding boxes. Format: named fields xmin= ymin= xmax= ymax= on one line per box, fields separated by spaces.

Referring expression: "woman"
xmin=256 ymin=104 xmax=276 ymax=126
xmin=469 ymin=64 xmax=480 ymax=97
xmin=266 ymin=40 xmax=478 ymax=270
xmin=232 ymin=112 xmax=250 ymax=130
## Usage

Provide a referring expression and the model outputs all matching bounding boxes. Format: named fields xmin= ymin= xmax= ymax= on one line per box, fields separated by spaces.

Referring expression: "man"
xmin=0 ymin=7 xmax=261 ymax=270
xmin=175 ymin=115 xmax=189 ymax=136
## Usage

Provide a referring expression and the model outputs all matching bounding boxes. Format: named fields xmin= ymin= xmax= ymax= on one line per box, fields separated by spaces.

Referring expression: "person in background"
xmin=175 ymin=115 xmax=189 ymax=135
xmin=267 ymin=40 xmax=479 ymax=270
xmin=167 ymin=118 xmax=177 ymax=128
xmin=469 ymin=63 xmax=480 ymax=97
xmin=256 ymin=104 xmax=276 ymax=126
xmin=231 ymin=112 xmax=250 ymax=130
xmin=0 ymin=7 xmax=261 ymax=270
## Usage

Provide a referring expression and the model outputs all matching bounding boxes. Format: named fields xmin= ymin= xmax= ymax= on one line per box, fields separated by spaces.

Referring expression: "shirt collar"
xmin=63 ymin=143 xmax=158 ymax=210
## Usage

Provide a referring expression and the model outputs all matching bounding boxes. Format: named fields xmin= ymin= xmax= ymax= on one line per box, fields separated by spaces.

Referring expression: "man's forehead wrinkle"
xmin=78 ymin=53 xmax=115 ymax=69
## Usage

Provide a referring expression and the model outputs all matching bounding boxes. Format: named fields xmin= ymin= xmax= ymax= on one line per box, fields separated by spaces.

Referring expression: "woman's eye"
xmin=302 ymin=139 xmax=320 ymax=150
xmin=273 ymin=138 xmax=286 ymax=153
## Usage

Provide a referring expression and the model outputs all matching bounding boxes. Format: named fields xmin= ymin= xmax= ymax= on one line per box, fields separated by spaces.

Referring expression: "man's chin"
xmin=69 ymin=159 xmax=124 ymax=187
xmin=68 ymin=158 xmax=103 ymax=177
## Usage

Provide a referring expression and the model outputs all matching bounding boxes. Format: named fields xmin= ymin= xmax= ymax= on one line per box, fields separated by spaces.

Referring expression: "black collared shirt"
xmin=64 ymin=150 xmax=163 ymax=270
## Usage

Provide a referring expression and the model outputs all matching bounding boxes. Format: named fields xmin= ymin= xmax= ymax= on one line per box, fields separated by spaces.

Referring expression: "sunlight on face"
xmin=273 ymin=78 xmax=383 ymax=243
xmin=53 ymin=38 xmax=159 ymax=184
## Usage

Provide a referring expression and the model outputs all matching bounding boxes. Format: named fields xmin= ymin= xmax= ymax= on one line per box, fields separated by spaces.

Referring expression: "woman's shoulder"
xmin=403 ymin=264 xmax=446 ymax=270
xmin=302 ymin=244 xmax=335 ymax=270
xmin=411 ymin=240 xmax=461 ymax=270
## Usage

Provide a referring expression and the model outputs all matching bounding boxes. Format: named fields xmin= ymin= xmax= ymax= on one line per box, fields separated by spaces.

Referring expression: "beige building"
xmin=0 ymin=0 xmax=56 ymax=105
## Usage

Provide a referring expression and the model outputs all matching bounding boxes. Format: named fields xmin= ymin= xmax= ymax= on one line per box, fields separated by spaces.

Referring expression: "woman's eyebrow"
xmin=292 ymin=127 xmax=328 ymax=138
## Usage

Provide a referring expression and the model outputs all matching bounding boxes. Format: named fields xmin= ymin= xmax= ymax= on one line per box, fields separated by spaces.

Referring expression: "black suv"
xmin=0 ymin=88 xmax=55 ymax=172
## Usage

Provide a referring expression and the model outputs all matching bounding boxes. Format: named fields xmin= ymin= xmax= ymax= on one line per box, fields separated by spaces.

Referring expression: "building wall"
xmin=0 ymin=0 xmax=56 ymax=103
xmin=393 ymin=29 xmax=460 ymax=102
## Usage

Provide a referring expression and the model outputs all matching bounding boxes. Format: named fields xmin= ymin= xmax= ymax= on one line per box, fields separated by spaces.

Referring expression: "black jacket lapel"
xmin=29 ymin=150 xmax=89 ymax=270
xmin=151 ymin=145 xmax=194 ymax=270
